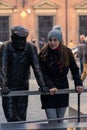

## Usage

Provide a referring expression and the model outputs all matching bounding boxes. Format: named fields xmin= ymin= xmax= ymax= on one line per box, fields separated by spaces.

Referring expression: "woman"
xmin=39 ymin=28 xmax=83 ymax=123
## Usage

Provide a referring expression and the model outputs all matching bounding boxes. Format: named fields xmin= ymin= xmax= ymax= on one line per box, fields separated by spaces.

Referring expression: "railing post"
xmin=78 ymin=93 xmax=80 ymax=122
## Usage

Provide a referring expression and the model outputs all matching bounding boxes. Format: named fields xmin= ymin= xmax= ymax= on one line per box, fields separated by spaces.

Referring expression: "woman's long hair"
xmin=39 ymin=42 xmax=71 ymax=69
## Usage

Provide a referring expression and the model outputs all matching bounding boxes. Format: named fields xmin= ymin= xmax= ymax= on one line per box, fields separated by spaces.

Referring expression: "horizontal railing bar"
xmin=0 ymin=88 xmax=86 ymax=97
xmin=0 ymin=115 xmax=87 ymax=125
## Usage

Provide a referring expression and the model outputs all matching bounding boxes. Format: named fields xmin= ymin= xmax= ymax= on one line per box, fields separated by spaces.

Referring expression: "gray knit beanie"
xmin=48 ymin=29 xmax=62 ymax=42
xmin=52 ymin=25 xmax=62 ymax=32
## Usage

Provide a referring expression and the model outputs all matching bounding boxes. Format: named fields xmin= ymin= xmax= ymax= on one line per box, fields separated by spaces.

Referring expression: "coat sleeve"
xmin=77 ymin=45 xmax=83 ymax=59
xmin=29 ymin=45 xmax=47 ymax=87
xmin=39 ymin=53 xmax=55 ymax=89
xmin=0 ymin=44 xmax=9 ymax=87
xmin=69 ymin=49 xmax=83 ymax=87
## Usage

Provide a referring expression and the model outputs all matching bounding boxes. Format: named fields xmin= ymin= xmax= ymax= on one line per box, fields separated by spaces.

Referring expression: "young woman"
xmin=39 ymin=28 xmax=83 ymax=124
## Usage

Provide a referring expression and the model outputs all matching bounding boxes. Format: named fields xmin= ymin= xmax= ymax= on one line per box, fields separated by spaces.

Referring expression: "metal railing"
xmin=0 ymin=88 xmax=87 ymax=129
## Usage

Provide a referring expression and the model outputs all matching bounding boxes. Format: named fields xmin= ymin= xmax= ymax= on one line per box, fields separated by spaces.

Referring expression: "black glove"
xmin=39 ymin=85 xmax=49 ymax=93
xmin=1 ymin=87 xmax=10 ymax=95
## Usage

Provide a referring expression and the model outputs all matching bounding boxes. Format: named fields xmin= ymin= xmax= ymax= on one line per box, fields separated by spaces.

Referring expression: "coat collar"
xmin=8 ymin=41 xmax=28 ymax=52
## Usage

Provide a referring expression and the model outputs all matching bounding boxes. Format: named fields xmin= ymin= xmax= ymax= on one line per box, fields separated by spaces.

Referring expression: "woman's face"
xmin=48 ymin=37 xmax=60 ymax=49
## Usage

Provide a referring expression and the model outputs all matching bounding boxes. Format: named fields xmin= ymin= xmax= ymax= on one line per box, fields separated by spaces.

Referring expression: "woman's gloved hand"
xmin=1 ymin=86 xmax=10 ymax=95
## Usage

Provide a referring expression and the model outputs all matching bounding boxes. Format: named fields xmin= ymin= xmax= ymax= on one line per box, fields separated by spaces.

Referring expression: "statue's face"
xmin=11 ymin=35 xmax=26 ymax=51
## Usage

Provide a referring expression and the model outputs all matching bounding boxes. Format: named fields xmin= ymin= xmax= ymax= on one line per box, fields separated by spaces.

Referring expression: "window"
xmin=0 ymin=16 xmax=9 ymax=42
xmin=79 ymin=16 xmax=87 ymax=36
xmin=38 ymin=16 xmax=53 ymax=42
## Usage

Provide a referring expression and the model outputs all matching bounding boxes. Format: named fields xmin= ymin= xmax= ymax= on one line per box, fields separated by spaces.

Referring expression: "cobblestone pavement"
xmin=0 ymin=61 xmax=87 ymax=123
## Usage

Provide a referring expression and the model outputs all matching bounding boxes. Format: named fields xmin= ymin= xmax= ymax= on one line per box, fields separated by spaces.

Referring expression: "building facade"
xmin=0 ymin=0 xmax=87 ymax=49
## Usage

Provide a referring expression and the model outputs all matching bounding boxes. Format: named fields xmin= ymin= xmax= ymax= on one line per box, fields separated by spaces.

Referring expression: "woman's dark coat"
xmin=39 ymin=44 xmax=83 ymax=109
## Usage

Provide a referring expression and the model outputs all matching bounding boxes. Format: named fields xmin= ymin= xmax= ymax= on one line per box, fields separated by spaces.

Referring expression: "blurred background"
xmin=0 ymin=0 xmax=87 ymax=51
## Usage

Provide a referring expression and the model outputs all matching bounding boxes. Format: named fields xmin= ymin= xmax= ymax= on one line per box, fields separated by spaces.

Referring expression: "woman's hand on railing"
xmin=49 ymin=87 xmax=58 ymax=95
xmin=75 ymin=86 xmax=84 ymax=94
